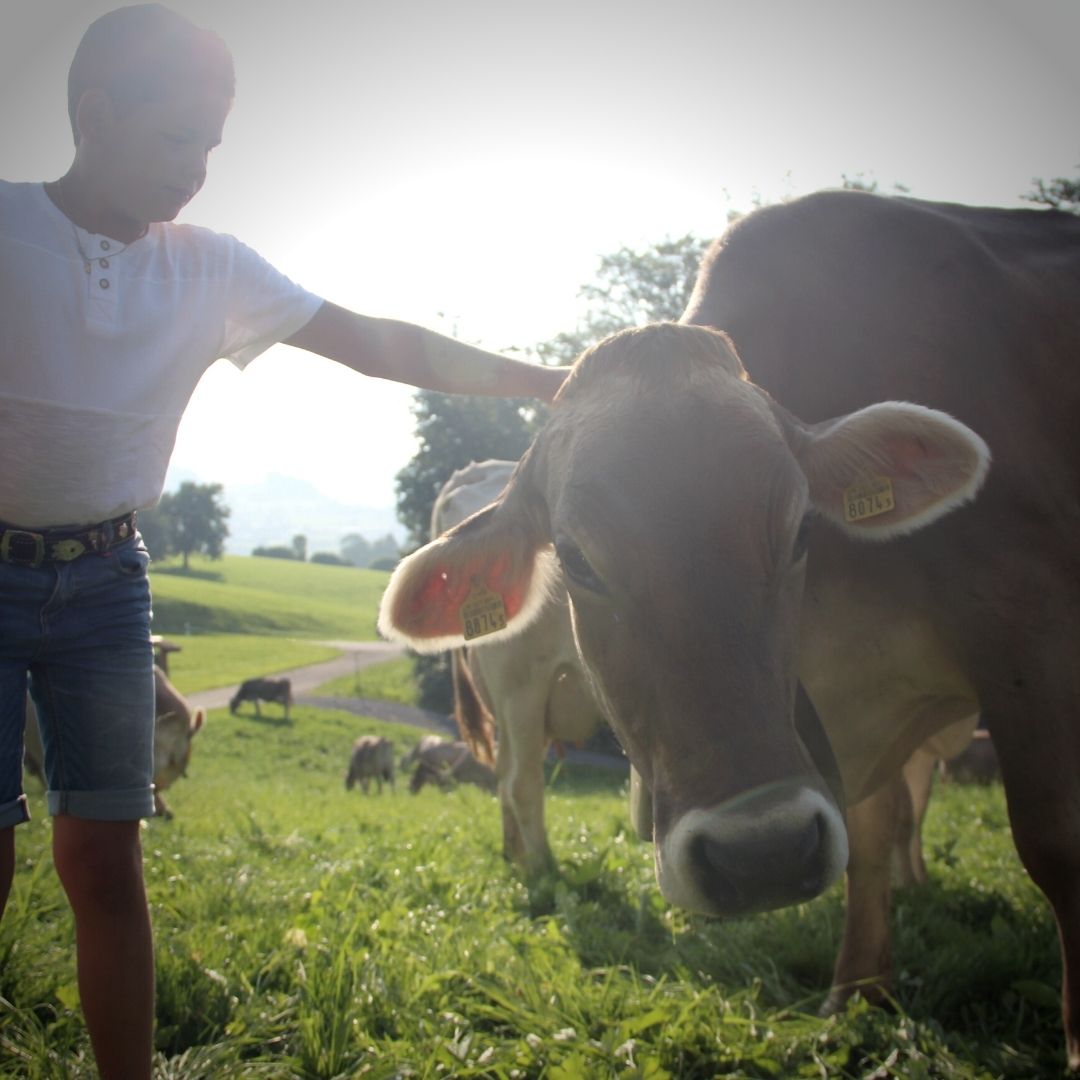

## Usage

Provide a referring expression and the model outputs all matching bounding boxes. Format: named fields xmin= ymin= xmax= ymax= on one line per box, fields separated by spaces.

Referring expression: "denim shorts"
xmin=0 ymin=534 xmax=156 ymax=827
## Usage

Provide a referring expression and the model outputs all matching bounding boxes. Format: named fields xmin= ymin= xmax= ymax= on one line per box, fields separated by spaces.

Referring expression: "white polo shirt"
xmin=0 ymin=180 xmax=323 ymax=528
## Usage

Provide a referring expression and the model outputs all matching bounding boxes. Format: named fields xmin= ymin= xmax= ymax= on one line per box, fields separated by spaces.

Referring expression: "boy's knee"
xmin=52 ymin=816 xmax=144 ymax=898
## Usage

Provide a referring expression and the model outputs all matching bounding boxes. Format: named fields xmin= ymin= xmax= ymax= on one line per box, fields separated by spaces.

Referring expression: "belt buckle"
xmin=51 ymin=538 xmax=87 ymax=561
xmin=0 ymin=530 xmax=46 ymax=568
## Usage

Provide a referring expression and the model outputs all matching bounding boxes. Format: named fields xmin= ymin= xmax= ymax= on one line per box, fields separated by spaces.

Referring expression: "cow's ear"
xmin=155 ymin=711 xmax=186 ymax=742
xmin=378 ymin=496 xmax=556 ymax=653
xmin=797 ymin=401 xmax=991 ymax=540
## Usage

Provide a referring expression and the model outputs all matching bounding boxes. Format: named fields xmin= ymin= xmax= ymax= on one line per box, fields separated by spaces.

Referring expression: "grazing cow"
xmin=379 ymin=191 xmax=1080 ymax=1066
xmin=24 ymin=664 xmax=205 ymax=819
xmin=430 ymin=461 xmax=605 ymax=875
xmin=400 ymin=733 xmax=456 ymax=771
xmin=404 ymin=734 xmax=498 ymax=794
xmin=229 ymin=676 xmax=292 ymax=720
xmin=345 ymin=735 xmax=395 ymax=794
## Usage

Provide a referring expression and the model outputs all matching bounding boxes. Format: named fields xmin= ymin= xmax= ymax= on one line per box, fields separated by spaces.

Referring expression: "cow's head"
xmin=153 ymin=706 xmax=205 ymax=788
xmin=379 ymin=323 xmax=990 ymax=916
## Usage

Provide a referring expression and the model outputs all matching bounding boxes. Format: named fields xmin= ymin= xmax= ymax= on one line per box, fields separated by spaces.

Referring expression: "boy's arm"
xmin=285 ymin=301 xmax=569 ymax=403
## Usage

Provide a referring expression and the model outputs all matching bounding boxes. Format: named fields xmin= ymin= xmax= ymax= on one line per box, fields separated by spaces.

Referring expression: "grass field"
xmin=155 ymin=634 xmax=341 ymax=695
xmin=148 ymin=554 xmax=389 ymax=640
xmin=0 ymin=556 xmax=1067 ymax=1077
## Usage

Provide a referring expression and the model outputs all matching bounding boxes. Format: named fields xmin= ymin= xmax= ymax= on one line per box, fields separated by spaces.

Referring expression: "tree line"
xmin=138 ymin=484 xmax=399 ymax=570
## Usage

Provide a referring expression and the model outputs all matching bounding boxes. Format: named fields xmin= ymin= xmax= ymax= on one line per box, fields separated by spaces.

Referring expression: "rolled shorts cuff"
xmin=0 ymin=795 xmax=31 ymax=829
xmin=47 ymin=786 xmax=156 ymax=821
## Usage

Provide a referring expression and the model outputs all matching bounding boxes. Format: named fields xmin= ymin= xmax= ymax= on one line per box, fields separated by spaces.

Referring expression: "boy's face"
xmin=89 ymin=89 xmax=232 ymax=225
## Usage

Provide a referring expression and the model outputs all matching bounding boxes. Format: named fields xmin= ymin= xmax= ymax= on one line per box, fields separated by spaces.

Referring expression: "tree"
xmin=535 ymin=234 xmax=711 ymax=367
xmin=311 ymin=551 xmax=349 ymax=566
xmin=340 ymin=532 xmax=400 ymax=569
xmin=154 ymin=481 xmax=230 ymax=571
xmin=394 ymin=391 xmax=541 ymax=548
xmin=252 ymin=544 xmax=297 ymax=560
xmin=1024 ymin=166 xmax=1080 ymax=213
xmin=292 ymin=534 xmax=307 ymax=562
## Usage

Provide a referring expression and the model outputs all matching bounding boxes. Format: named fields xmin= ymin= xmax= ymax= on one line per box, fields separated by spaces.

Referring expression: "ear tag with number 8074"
xmin=843 ymin=475 xmax=895 ymax=523
xmin=460 ymin=582 xmax=508 ymax=641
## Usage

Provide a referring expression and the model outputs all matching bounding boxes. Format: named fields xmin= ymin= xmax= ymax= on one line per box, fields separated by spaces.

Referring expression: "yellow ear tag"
xmin=843 ymin=475 xmax=896 ymax=523
xmin=460 ymin=582 xmax=508 ymax=641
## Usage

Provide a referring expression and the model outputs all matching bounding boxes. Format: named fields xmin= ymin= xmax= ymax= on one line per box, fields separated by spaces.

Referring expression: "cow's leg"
xmin=895 ymin=747 xmax=935 ymax=887
xmin=495 ymin=691 xmax=555 ymax=878
xmin=822 ymin=772 xmax=903 ymax=1014
xmin=987 ymin=701 xmax=1080 ymax=1070
xmin=254 ymin=699 xmax=261 ymax=719
xmin=153 ymin=791 xmax=172 ymax=820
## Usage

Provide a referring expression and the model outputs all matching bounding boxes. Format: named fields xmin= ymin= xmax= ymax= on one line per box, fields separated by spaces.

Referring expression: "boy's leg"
xmin=28 ymin=533 xmax=157 ymax=1079
xmin=52 ymin=816 xmax=153 ymax=1080
xmin=0 ymin=689 xmax=29 ymax=921
xmin=0 ymin=827 xmax=13 ymax=919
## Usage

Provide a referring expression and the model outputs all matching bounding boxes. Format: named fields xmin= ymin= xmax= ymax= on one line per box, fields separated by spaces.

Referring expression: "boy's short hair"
xmin=68 ymin=4 xmax=235 ymax=142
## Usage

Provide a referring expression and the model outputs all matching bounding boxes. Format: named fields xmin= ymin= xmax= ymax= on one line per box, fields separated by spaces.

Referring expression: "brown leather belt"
xmin=0 ymin=512 xmax=137 ymax=569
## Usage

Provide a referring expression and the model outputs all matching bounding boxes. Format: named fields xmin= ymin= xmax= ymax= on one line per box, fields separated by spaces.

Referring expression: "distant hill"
xmin=168 ymin=472 xmax=404 ymax=557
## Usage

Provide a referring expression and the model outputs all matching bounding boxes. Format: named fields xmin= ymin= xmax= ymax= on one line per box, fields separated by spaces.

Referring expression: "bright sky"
xmin=3 ymin=0 xmax=1078 ymax=512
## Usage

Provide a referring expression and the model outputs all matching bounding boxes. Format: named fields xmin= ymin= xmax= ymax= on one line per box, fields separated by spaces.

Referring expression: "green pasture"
xmin=0 ymin=555 xmax=1066 ymax=1076
xmin=157 ymin=634 xmax=340 ymax=695
xmin=148 ymin=554 xmax=389 ymax=640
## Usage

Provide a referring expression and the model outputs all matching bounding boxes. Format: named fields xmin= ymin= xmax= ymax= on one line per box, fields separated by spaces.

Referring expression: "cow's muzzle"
xmin=656 ymin=780 xmax=848 ymax=917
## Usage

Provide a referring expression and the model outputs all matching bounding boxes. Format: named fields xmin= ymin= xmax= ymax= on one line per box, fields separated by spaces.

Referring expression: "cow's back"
xmin=685 ymin=190 xmax=1080 ymax=489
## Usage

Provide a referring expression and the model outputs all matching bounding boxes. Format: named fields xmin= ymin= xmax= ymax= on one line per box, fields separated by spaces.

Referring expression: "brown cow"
xmin=379 ymin=190 xmax=1080 ymax=1066
xmin=229 ymin=677 xmax=292 ymax=720
xmin=24 ymin=664 xmax=205 ymax=819
xmin=345 ymin=735 xmax=395 ymax=794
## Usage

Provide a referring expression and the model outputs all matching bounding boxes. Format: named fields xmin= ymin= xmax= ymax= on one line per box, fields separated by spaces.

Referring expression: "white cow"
xmin=345 ymin=735 xmax=395 ymax=794
xmin=403 ymin=734 xmax=497 ymax=794
xmin=431 ymin=461 xmax=606 ymax=876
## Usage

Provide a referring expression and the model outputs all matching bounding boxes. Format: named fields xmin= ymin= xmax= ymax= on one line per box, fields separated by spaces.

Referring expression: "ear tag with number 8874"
xmin=460 ymin=582 xmax=508 ymax=641
xmin=843 ymin=475 xmax=895 ymax=523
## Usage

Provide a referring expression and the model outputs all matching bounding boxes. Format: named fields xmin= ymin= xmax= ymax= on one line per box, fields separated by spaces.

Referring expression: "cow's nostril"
xmin=797 ymin=813 xmax=826 ymax=892
xmin=689 ymin=833 xmax=743 ymax=910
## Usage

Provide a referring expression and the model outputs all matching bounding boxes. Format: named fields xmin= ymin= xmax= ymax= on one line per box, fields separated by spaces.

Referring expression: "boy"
xmin=0 ymin=5 xmax=566 ymax=1076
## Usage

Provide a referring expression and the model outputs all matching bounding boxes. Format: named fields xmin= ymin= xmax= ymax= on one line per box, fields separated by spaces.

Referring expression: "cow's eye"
xmin=792 ymin=512 xmax=813 ymax=563
xmin=555 ymin=538 xmax=606 ymax=593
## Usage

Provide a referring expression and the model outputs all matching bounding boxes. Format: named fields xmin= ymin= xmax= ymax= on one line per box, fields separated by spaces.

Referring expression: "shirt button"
xmin=99 ymin=278 xmax=110 ymax=290
xmin=100 ymin=240 xmax=111 ymax=251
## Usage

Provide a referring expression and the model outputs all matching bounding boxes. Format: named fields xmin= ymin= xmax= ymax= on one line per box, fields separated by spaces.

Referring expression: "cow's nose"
xmin=657 ymin=781 xmax=848 ymax=916
xmin=691 ymin=807 xmax=828 ymax=909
